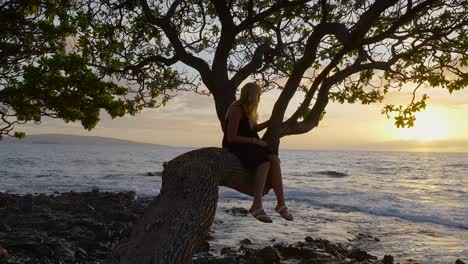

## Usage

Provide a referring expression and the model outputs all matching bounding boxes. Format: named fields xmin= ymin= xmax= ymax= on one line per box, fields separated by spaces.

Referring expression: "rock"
xmin=204 ymin=232 xmax=215 ymax=241
xmin=455 ymin=260 xmax=465 ymax=264
xmin=75 ymin=247 xmax=88 ymax=259
xmin=220 ymin=247 xmax=232 ymax=255
xmin=69 ymin=226 xmax=95 ymax=240
xmin=39 ymin=256 xmax=50 ymax=264
xmin=0 ymin=246 xmax=8 ymax=263
xmin=383 ymin=254 xmax=394 ymax=264
xmin=54 ymin=241 xmax=75 ymax=258
xmin=305 ymin=236 xmax=314 ymax=242
xmin=91 ymin=187 xmax=99 ymax=193
xmin=256 ymin=246 xmax=280 ymax=263
xmin=197 ymin=241 xmax=210 ymax=253
xmin=20 ymin=194 xmax=33 ymax=212
xmin=274 ymin=244 xmax=303 ymax=258
xmin=0 ymin=223 xmax=12 ymax=232
xmin=95 ymin=228 xmax=112 ymax=241
xmin=240 ymin=239 xmax=252 ymax=245
xmin=34 ymin=245 xmax=53 ymax=257
xmin=348 ymin=248 xmax=378 ymax=261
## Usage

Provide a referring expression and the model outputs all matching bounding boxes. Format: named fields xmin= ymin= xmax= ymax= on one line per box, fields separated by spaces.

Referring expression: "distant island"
xmin=0 ymin=134 xmax=170 ymax=147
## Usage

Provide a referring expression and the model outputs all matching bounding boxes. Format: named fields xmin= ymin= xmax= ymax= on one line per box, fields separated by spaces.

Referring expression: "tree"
xmin=1 ymin=0 xmax=466 ymax=262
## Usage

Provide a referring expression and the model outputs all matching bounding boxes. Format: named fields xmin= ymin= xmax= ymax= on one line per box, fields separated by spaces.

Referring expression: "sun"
xmin=396 ymin=109 xmax=450 ymax=141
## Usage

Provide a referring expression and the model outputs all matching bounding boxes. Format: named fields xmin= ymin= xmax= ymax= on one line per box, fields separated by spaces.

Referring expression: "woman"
xmin=222 ymin=82 xmax=293 ymax=223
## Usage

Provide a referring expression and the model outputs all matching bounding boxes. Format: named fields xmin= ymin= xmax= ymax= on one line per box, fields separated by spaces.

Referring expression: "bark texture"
xmin=113 ymin=147 xmax=271 ymax=264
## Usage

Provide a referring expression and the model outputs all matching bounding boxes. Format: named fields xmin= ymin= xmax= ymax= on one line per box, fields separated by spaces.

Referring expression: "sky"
xmin=17 ymin=82 xmax=468 ymax=153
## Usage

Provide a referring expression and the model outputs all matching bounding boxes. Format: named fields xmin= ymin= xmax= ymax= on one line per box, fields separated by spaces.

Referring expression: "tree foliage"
xmin=1 ymin=0 xmax=466 ymax=145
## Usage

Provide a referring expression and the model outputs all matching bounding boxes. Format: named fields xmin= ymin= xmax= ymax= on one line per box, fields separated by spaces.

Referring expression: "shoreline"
xmin=0 ymin=191 xmax=464 ymax=264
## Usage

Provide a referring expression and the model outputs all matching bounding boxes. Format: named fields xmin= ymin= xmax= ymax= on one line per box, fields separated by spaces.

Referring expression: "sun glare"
xmin=396 ymin=109 xmax=450 ymax=141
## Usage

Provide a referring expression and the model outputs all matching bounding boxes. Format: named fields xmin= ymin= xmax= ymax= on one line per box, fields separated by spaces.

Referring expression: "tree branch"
xmin=139 ymin=0 xmax=212 ymax=88
xmin=230 ymin=44 xmax=275 ymax=88
xmin=362 ymin=0 xmax=437 ymax=45
xmin=236 ymin=0 xmax=313 ymax=33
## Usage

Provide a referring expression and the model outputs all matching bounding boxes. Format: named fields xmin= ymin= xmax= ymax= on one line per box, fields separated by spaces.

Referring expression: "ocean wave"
xmin=445 ymin=163 xmax=468 ymax=169
xmin=302 ymin=202 xmax=467 ymax=230
xmin=315 ymin=170 xmax=349 ymax=178
xmin=331 ymin=204 xmax=468 ymax=230
xmin=101 ymin=173 xmax=125 ymax=179
xmin=218 ymin=188 xmax=467 ymax=230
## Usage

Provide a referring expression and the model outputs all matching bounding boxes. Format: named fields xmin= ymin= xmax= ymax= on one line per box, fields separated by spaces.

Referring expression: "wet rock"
xmin=305 ymin=236 xmax=314 ymax=242
xmin=95 ymin=228 xmax=112 ymax=241
xmin=455 ymin=260 xmax=465 ymax=264
xmin=383 ymin=254 xmax=394 ymax=264
xmin=240 ymin=238 xmax=252 ymax=245
xmin=34 ymin=245 xmax=53 ymax=257
xmin=69 ymin=226 xmax=95 ymax=240
xmin=204 ymin=232 xmax=215 ymax=241
xmin=39 ymin=256 xmax=50 ymax=264
xmin=197 ymin=241 xmax=210 ymax=253
xmin=257 ymin=246 xmax=280 ymax=263
xmin=20 ymin=194 xmax=33 ymax=213
xmin=54 ymin=241 xmax=75 ymax=258
xmin=348 ymin=248 xmax=378 ymax=261
xmin=0 ymin=223 xmax=11 ymax=232
xmin=221 ymin=247 xmax=233 ymax=255
xmin=92 ymin=187 xmax=99 ymax=193
xmin=274 ymin=244 xmax=303 ymax=258
xmin=0 ymin=246 xmax=8 ymax=263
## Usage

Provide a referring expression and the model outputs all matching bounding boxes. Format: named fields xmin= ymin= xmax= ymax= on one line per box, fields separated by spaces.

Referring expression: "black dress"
xmin=222 ymin=108 xmax=274 ymax=169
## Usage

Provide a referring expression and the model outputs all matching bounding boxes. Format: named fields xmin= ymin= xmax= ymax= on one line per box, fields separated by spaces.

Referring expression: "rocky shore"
xmin=0 ymin=191 xmax=465 ymax=264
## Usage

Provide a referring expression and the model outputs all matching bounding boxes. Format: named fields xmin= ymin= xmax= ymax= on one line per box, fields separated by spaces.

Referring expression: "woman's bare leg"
xmin=269 ymin=155 xmax=288 ymax=210
xmin=250 ymin=161 xmax=270 ymax=211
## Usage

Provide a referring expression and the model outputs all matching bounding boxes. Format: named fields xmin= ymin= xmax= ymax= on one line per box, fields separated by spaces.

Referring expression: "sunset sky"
xmin=17 ymin=81 xmax=468 ymax=153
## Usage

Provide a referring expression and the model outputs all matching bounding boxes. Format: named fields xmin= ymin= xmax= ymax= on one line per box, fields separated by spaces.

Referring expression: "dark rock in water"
xmin=348 ymin=248 xmax=378 ymax=261
xmin=204 ymin=232 xmax=215 ymax=241
xmin=317 ymin=170 xmax=349 ymax=178
xmin=197 ymin=241 xmax=210 ymax=253
xmin=455 ymin=260 xmax=465 ymax=264
xmin=221 ymin=247 xmax=233 ymax=255
xmin=257 ymin=246 xmax=280 ymax=263
xmin=305 ymin=236 xmax=314 ymax=242
xmin=383 ymin=255 xmax=394 ymax=264
xmin=240 ymin=238 xmax=252 ymax=245
xmin=0 ymin=246 xmax=8 ymax=263
xmin=91 ymin=187 xmax=99 ymax=193
xmin=145 ymin=172 xmax=162 ymax=177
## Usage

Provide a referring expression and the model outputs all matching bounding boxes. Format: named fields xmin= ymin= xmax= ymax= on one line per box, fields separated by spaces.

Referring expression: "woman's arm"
xmin=226 ymin=106 xmax=260 ymax=144
xmin=256 ymin=119 xmax=271 ymax=132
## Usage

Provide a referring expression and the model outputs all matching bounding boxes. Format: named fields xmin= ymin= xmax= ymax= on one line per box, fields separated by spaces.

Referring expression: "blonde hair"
xmin=225 ymin=82 xmax=261 ymax=129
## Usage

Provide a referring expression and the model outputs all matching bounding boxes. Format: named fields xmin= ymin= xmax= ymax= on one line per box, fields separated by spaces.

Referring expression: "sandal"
xmin=249 ymin=208 xmax=273 ymax=223
xmin=275 ymin=205 xmax=293 ymax=221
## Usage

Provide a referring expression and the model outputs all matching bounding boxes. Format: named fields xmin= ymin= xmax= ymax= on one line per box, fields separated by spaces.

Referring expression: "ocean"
xmin=0 ymin=144 xmax=466 ymax=263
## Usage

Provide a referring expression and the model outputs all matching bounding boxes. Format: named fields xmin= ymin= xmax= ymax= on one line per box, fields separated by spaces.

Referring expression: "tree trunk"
xmin=112 ymin=147 xmax=272 ymax=264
